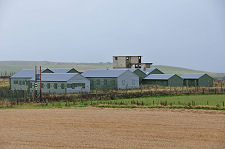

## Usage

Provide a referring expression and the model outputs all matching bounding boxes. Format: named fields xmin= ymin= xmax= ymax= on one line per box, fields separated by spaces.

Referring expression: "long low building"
xmin=10 ymin=68 xmax=82 ymax=93
xmin=181 ymin=74 xmax=214 ymax=87
xmin=142 ymin=74 xmax=183 ymax=87
xmin=30 ymin=73 xmax=90 ymax=94
xmin=82 ymin=69 xmax=139 ymax=90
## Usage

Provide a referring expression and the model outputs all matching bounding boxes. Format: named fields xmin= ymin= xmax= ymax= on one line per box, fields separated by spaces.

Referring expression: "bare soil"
xmin=0 ymin=108 xmax=225 ymax=149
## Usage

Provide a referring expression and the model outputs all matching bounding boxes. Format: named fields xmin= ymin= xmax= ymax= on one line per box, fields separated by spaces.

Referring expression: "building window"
xmin=115 ymin=57 xmax=118 ymax=60
xmin=82 ymin=83 xmax=85 ymax=88
xmin=71 ymin=83 xmax=85 ymax=89
xmin=41 ymin=83 xmax=44 ymax=88
xmin=28 ymin=82 xmax=32 ymax=88
xmin=67 ymin=84 xmax=71 ymax=88
xmin=138 ymin=56 xmax=141 ymax=63
xmin=104 ymin=79 xmax=107 ymax=85
xmin=126 ymin=56 xmax=129 ymax=60
xmin=97 ymin=80 xmax=100 ymax=85
xmin=54 ymin=83 xmax=57 ymax=89
xmin=47 ymin=83 xmax=50 ymax=89
xmin=111 ymin=80 xmax=116 ymax=85
xmin=61 ymin=84 xmax=65 ymax=89
xmin=122 ymin=80 xmax=125 ymax=85
xmin=14 ymin=80 xmax=18 ymax=84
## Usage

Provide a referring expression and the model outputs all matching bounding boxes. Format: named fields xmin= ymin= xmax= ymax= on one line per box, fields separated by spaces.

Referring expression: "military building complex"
xmin=10 ymin=55 xmax=214 ymax=94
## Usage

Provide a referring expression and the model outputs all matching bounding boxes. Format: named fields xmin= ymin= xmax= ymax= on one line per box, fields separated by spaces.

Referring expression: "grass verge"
xmin=0 ymin=94 xmax=225 ymax=110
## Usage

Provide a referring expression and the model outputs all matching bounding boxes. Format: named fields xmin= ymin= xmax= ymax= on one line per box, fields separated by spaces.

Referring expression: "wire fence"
xmin=0 ymin=80 xmax=225 ymax=104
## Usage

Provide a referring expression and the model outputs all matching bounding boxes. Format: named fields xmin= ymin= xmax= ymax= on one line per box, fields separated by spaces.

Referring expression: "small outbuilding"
xmin=82 ymin=69 xmax=139 ymax=90
xmin=181 ymin=74 xmax=214 ymax=87
xmin=142 ymin=74 xmax=183 ymax=87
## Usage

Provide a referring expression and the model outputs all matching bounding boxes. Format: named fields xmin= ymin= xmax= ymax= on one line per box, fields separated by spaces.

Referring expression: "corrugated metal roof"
xmin=82 ymin=69 xmax=128 ymax=78
xmin=10 ymin=69 xmax=46 ymax=79
xmin=30 ymin=73 xmax=79 ymax=82
xmin=47 ymin=68 xmax=75 ymax=73
xmin=107 ymin=68 xmax=138 ymax=72
xmin=181 ymin=74 xmax=205 ymax=79
xmin=140 ymin=68 xmax=157 ymax=75
xmin=144 ymin=74 xmax=176 ymax=80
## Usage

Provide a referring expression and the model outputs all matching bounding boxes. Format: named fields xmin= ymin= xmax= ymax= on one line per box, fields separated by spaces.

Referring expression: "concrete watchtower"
xmin=113 ymin=56 xmax=152 ymax=69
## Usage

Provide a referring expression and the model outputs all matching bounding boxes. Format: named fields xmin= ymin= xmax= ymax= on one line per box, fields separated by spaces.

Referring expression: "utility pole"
xmin=35 ymin=66 xmax=38 ymax=101
xmin=40 ymin=66 xmax=42 ymax=102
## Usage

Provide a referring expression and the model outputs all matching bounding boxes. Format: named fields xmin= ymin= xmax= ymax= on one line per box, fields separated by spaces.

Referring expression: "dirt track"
xmin=0 ymin=108 xmax=225 ymax=149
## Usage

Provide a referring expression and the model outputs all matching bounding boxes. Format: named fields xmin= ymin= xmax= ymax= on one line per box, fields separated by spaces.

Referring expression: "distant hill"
xmin=0 ymin=61 xmax=112 ymax=75
xmin=0 ymin=61 xmax=224 ymax=80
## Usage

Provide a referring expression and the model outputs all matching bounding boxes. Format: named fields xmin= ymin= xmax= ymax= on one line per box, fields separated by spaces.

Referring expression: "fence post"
xmin=221 ymin=81 xmax=223 ymax=93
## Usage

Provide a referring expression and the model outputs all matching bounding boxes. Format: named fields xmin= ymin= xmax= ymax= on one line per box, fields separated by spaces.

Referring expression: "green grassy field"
xmin=1 ymin=94 xmax=225 ymax=110
xmin=73 ymin=94 xmax=225 ymax=106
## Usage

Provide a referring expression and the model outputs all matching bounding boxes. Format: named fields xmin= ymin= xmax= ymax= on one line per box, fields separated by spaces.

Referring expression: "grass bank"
xmin=1 ymin=94 xmax=225 ymax=110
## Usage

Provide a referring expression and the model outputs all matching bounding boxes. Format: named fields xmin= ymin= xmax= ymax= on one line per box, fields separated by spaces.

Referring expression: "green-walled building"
xmin=181 ymin=74 xmax=214 ymax=87
xmin=82 ymin=69 xmax=139 ymax=90
xmin=30 ymin=73 xmax=90 ymax=94
xmin=142 ymin=74 xmax=183 ymax=87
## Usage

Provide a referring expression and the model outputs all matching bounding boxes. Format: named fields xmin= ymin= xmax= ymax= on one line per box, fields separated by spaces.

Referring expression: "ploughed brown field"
xmin=0 ymin=108 xmax=225 ymax=149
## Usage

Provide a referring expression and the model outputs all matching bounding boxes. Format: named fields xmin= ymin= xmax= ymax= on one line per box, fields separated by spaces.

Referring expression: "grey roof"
xmin=82 ymin=69 xmax=129 ymax=78
xmin=30 ymin=73 xmax=79 ymax=82
xmin=46 ymin=68 xmax=75 ymax=73
xmin=109 ymin=68 xmax=139 ymax=72
xmin=181 ymin=74 xmax=205 ymax=79
xmin=126 ymin=68 xmax=137 ymax=72
xmin=10 ymin=69 xmax=45 ymax=79
xmin=144 ymin=74 xmax=176 ymax=80
xmin=141 ymin=68 xmax=158 ymax=75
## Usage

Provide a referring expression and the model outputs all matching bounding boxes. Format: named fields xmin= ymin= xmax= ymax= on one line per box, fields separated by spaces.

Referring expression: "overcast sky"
xmin=0 ymin=0 xmax=224 ymax=72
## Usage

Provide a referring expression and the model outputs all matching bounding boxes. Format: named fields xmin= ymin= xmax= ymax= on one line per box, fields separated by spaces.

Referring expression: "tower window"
xmin=126 ymin=56 xmax=129 ymax=60
xmin=115 ymin=57 xmax=118 ymax=60
xmin=138 ymin=57 xmax=141 ymax=63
